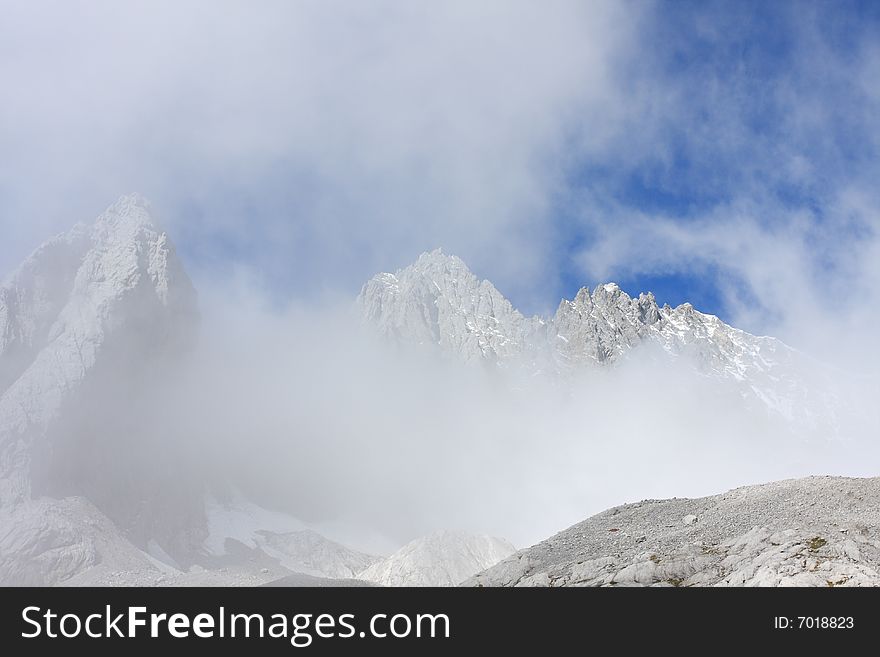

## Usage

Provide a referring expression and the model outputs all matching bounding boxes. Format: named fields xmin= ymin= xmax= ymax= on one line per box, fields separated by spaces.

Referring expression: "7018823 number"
xmin=798 ymin=616 xmax=853 ymax=629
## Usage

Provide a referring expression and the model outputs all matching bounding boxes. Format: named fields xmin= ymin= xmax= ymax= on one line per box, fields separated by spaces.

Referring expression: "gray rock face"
xmin=357 ymin=250 xmax=851 ymax=433
xmin=0 ymin=194 xmax=197 ymax=503
xmin=0 ymin=496 xmax=164 ymax=586
xmin=358 ymin=250 xmax=541 ymax=365
xmin=465 ymin=476 xmax=880 ymax=587
xmin=0 ymin=194 xmax=201 ymax=584
xmin=0 ymin=498 xmax=99 ymax=586
xmin=554 ymin=284 xmax=661 ymax=365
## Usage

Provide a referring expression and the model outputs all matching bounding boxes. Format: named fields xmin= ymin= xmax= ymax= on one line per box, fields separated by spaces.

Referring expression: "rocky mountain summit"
xmin=358 ymin=250 xmax=534 ymax=365
xmin=0 ymin=194 xmax=197 ymax=504
xmin=466 ymin=476 xmax=880 ymax=587
xmin=358 ymin=249 xmax=843 ymax=431
xmin=0 ymin=194 xmax=202 ymax=584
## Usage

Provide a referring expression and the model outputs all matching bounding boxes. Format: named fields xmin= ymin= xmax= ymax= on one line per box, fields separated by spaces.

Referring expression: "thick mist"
xmin=131 ymin=282 xmax=879 ymax=555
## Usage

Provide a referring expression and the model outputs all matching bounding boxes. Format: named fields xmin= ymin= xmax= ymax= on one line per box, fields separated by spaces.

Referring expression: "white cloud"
xmin=0 ymin=0 xmax=643 ymax=307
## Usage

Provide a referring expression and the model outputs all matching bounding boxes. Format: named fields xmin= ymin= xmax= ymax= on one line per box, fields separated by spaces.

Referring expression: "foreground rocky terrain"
xmin=466 ymin=476 xmax=880 ymax=587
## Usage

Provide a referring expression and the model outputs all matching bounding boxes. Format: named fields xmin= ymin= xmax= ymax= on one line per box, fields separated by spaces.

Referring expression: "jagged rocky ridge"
xmin=465 ymin=476 xmax=880 ymax=587
xmin=357 ymin=249 xmax=844 ymax=432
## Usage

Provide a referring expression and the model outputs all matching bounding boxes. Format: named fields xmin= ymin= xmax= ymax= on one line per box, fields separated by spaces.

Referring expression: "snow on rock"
xmin=357 ymin=250 xmax=855 ymax=435
xmin=255 ymin=530 xmax=381 ymax=580
xmin=0 ymin=194 xmax=200 ymax=584
xmin=0 ymin=193 xmax=197 ymax=506
xmin=465 ymin=476 xmax=880 ymax=587
xmin=0 ymin=496 xmax=162 ymax=586
xmin=204 ymin=494 xmax=307 ymax=555
xmin=204 ymin=495 xmax=381 ymax=579
xmin=357 ymin=249 xmax=543 ymax=365
xmin=357 ymin=530 xmax=515 ymax=587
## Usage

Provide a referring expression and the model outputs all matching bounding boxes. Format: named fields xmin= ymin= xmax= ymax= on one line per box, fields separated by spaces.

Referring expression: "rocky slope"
xmin=0 ymin=194 xmax=197 ymax=505
xmin=357 ymin=249 xmax=844 ymax=433
xmin=0 ymin=194 xmax=202 ymax=584
xmin=466 ymin=476 xmax=880 ymax=587
xmin=0 ymin=496 xmax=162 ymax=586
xmin=203 ymin=495 xmax=381 ymax=579
xmin=358 ymin=530 xmax=515 ymax=587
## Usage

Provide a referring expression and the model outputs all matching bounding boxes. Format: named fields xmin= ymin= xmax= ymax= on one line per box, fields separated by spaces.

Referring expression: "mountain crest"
xmin=357 ymin=249 xmax=529 ymax=363
xmin=0 ymin=195 xmax=197 ymax=505
xmin=357 ymin=250 xmax=835 ymax=428
xmin=359 ymin=251 xmax=680 ymax=368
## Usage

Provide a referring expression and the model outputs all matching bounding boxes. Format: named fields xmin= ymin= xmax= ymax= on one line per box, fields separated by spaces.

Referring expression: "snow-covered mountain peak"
xmin=595 ymin=281 xmax=621 ymax=296
xmin=89 ymin=193 xmax=159 ymax=239
xmin=570 ymin=286 xmax=591 ymax=305
xmin=414 ymin=247 xmax=462 ymax=267
xmin=560 ymin=282 xmax=662 ymax=328
xmin=358 ymin=251 xmax=845 ymax=432
xmin=405 ymin=249 xmax=493 ymax=296
xmin=357 ymin=249 xmax=532 ymax=363
xmin=0 ymin=194 xmax=197 ymax=504
xmin=0 ymin=194 xmax=206 ymax=583
xmin=358 ymin=251 xmax=759 ymax=372
xmin=99 ymin=191 xmax=152 ymax=215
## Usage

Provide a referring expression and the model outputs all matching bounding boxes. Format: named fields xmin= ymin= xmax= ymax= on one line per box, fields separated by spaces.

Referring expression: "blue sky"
xmin=550 ymin=0 xmax=880 ymax=319
xmin=1 ymin=1 xmax=879 ymax=351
